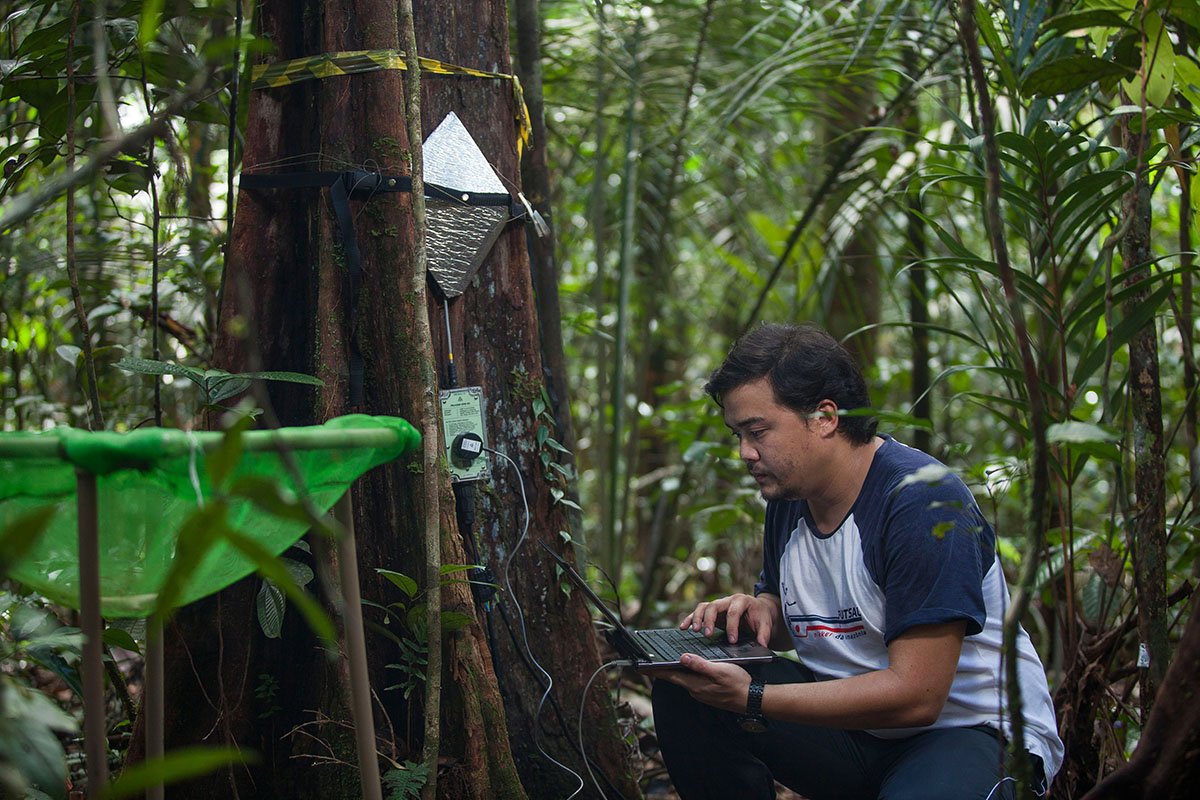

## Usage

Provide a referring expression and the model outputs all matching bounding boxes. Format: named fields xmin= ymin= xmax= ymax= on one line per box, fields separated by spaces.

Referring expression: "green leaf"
xmin=438 ymin=564 xmax=479 ymax=576
xmin=377 ymin=568 xmax=419 ymax=598
xmin=1047 ymin=421 xmax=1118 ymax=445
xmin=25 ymin=627 xmax=83 ymax=653
xmin=1121 ymin=12 xmax=1175 ymax=107
xmin=138 ymin=0 xmax=167 ymax=49
xmin=0 ymin=506 xmax=55 ymax=577
xmin=896 ymin=463 xmax=954 ymax=490
xmin=223 ymin=528 xmax=335 ymax=643
xmin=155 ymin=503 xmax=230 ymax=615
xmin=1072 ymin=280 xmax=1175 ymax=387
xmin=281 ymin=557 xmax=314 ymax=587
xmin=544 ymin=436 xmax=571 ymax=455
xmin=1047 ymin=422 xmax=1122 ymax=462
xmin=256 ymin=579 xmax=285 ymax=639
xmin=1042 ymin=9 xmax=1134 ymax=34
xmin=114 ymin=357 xmax=202 ymax=383
xmin=207 ymin=377 xmax=252 ymax=404
xmin=206 ymin=414 xmax=252 ymax=491
xmin=100 ymin=747 xmax=254 ymax=800
xmin=1022 ymin=55 xmax=1134 ymax=96
xmin=1081 ymin=572 xmax=1106 ymax=623
xmin=441 ymin=611 xmax=474 ymax=633
xmin=55 ymin=344 xmax=81 ymax=366
xmin=549 ymin=487 xmax=582 ymax=510
xmin=0 ymin=714 xmax=68 ymax=800
xmin=974 ymin=0 xmax=1019 ymax=95
xmin=102 ymin=627 xmax=142 ymax=655
xmin=1 ymin=681 xmax=77 ymax=733
xmin=228 ymin=475 xmax=328 ymax=533
xmin=235 ymin=370 xmax=324 ymax=386
xmin=382 ymin=761 xmax=429 ymax=800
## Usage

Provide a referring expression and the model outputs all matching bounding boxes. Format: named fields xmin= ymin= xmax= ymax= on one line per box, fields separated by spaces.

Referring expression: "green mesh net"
xmin=0 ymin=415 xmax=420 ymax=617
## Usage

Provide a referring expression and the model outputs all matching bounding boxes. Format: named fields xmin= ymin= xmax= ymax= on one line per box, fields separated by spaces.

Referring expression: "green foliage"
xmin=115 ymin=357 xmax=323 ymax=409
xmin=382 ymin=761 xmax=430 ymax=800
xmin=2 ymin=0 xmax=1199 ymax=793
xmin=150 ymin=419 xmax=338 ymax=643
xmin=99 ymin=746 xmax=254 ymax=800
xmin=0 ymin=593 xmax=80 ymax=799
xmin=369 ymin=566 xmax=485 ymax=698
xmin=255 ymin=673 xmax=282 ymax=719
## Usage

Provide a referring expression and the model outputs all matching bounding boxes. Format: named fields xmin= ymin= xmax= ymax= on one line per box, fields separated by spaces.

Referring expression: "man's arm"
xmin=659 ymin=620 xmax=966 ymax=730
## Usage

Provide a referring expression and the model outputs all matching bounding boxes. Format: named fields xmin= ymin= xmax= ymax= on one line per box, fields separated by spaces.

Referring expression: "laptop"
xmin=541 ymin=543 xmax=774 ymax=671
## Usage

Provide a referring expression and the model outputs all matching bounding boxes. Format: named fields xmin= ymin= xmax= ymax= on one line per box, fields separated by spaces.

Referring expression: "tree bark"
xmin=411 ymin=2 xmax=640 ymax=796
xmin=1119 ymin=113 xmax=1169 ymax=713
xmin=1079 ymin=598 xmax=1200 ymax=800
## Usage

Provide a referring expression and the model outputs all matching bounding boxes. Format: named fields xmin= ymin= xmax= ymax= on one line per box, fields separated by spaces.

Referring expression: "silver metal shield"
xmin=424 ymin=112 xmax=509 ymax=298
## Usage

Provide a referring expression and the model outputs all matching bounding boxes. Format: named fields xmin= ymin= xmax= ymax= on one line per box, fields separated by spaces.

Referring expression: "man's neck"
xmin=807 ymin=436 xmax=883 ymax=533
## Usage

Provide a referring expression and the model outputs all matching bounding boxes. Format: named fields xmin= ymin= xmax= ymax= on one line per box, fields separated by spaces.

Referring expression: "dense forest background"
xmin=2 ymin=0 xmax=1199 ymax=798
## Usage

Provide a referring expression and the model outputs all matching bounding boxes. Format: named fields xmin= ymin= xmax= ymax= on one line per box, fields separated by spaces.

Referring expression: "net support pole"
xmin=146 ymin=613 xmax=165 ymax=800
xmin=76 ymin=469 xmax=109 ymax=790
xmin=334 ymin=492 xmax=382 ymax=800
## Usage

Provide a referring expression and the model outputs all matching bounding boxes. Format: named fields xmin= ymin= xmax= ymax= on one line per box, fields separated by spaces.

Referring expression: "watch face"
xmin=738 ymin=716 xmax=767 ymax=734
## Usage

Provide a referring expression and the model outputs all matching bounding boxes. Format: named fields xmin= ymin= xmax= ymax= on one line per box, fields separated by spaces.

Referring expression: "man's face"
xmin=722 ymin=377 xmax=820 ymax=501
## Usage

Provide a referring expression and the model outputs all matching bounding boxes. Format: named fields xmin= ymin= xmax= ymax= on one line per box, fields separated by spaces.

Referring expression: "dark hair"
xmin=705 ymin=323 xmax=877 ymax=444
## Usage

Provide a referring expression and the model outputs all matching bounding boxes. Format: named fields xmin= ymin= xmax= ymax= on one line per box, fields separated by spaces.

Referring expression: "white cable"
xmin=485 ymin=446 xmax=586 ymax=799
xmin=984 ymin=776 xmax=1014 ymax=800
xmin=580 ymin=660 xmax=631 ymax=800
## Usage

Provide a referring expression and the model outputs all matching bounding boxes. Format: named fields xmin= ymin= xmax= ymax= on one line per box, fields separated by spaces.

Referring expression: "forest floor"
xmin=21 ymin=644 xmax=807 ymax=799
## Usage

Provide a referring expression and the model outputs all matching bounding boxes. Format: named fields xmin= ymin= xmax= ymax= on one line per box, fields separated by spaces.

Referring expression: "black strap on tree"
xmin=240 ymin=169 xmax=524 ymax=408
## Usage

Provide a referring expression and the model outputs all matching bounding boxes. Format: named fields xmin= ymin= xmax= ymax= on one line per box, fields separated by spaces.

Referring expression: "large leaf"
xmin=101 ymin=747 xmax=254 ymax=800
xmin=1121 ymin=12 xmax=1175 ymax=108
xmin=1022 ymin=55 xmax=1134 ymax=96
xmin=1071 ymin=280 xmax=1176 ymax=387
xmin=1042 ymin=9 xmax=1135 ymax=35
xmin=1047 ymin=421 xmax=1121 ymax=462
xmin=378 ymin=568 xmax=419 ymax=599
xmin=115 ymin=357 xmax=203 ymax=383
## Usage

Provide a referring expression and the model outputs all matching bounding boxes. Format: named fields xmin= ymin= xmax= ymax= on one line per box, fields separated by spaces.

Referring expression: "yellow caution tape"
xmin=251 ymin=50 xmax=532 ymax=157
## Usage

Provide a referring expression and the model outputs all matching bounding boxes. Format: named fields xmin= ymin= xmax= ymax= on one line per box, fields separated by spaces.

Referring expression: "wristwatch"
xmin=738 ymin=675 xmax=767 ymax=733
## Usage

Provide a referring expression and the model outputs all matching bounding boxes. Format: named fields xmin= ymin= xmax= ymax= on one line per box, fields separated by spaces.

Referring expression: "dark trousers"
xmin=651 ymin=658 xmax=1040 ymax=800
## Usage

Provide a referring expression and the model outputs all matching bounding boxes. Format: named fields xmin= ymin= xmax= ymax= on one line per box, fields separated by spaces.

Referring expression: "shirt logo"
xmin=788 ymin=607 xmax=865 ymax=640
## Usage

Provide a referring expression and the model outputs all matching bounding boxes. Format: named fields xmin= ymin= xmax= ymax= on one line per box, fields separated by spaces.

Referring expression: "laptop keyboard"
xmin=637 ymin=628 xmax=730 ymax=661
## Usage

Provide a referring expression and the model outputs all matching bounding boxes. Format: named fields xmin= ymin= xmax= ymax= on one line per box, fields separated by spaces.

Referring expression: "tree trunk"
xmin=1119 ymin=115 xmax=1169 ymax=714
xmin=819 ymin=78 xmax=880 ymax=362
xmin=901 ymin=46 xmax=932 ymax=456
xmin=512 ymin=0 xmax=579 ymax=467
xmin=411 ymin=3 xmax=640 ymax=796
xmin=129 ymin=2 xmax=634 ymax=798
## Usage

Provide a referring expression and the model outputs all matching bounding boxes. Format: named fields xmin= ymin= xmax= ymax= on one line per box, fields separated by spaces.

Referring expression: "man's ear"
xmin=815 ymin=399 xmax=840 ymax=436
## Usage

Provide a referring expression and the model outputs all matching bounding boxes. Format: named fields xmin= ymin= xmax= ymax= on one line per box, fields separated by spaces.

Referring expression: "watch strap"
xmin=746 ymin=675 xmax=765 ymax=717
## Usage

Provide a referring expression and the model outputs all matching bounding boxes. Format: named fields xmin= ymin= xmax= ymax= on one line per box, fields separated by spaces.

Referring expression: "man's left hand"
xmin=656 ymin=654 xmax=754 ymax=713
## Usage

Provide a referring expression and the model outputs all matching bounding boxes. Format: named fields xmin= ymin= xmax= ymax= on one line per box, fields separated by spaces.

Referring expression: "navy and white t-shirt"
xmin=754 ymin=436 xmax=1064 ymax=779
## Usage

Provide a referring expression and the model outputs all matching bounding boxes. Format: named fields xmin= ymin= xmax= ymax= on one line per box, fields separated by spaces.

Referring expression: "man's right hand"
xmin=680 ymin=592 xmax=784 ymax=648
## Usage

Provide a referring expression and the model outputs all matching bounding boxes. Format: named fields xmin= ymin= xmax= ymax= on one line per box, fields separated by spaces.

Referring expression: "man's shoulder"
xmin=869 ymin=437 xmax=969 ymax=497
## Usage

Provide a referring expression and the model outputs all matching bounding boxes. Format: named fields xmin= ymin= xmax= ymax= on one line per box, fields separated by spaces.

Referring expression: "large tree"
xmin=141 ymin=2 xmax=637 ymax=798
